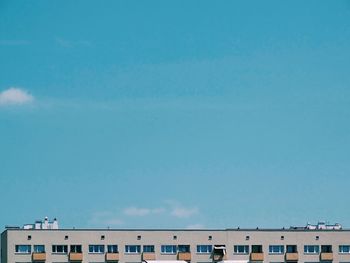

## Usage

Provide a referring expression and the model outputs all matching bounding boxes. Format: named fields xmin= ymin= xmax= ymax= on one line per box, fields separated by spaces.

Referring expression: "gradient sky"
xmin=1 ymin=0 xmax=350 ymax=230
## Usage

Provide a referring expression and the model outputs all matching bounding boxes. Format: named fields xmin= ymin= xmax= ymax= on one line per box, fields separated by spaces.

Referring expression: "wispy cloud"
xmin=165 ymin=200 xmax=199 ymax=218
xmin=123 ymin=207 xmax=165 ymax=216
xmin=171 ymin=206 xmax=199 ymax=218
xmin=123 ymin=202 xmax=199 ymax=219
xmin=89 ymin=201 xmax=200 ymax=227
xmin=0 ymin=40 xmax=30 ymax=46
xmin=186 ymin=223 xmax=205 ymax=229
xmin=55 ymin=37 xmax=92 ymax=48
xmin=0 ymin=88 xmax=34 ymax=106
xmin=89 ymin=211 xmax=123 ymax=227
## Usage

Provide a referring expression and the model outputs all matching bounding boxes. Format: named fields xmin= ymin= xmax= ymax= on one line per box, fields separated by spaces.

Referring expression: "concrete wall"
xmin=1 ymin=230 xmax=7 ymax=263
xmin=2 ymin=229 xmax=350 ymax=263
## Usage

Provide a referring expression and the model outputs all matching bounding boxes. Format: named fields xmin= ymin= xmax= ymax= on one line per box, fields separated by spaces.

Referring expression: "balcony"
xmin=213 ymin=245 xmax=226 ymax=262
xmin=32 ymin=252 xmax=46 ymax=261
xmin=285 ymin=252 xmax=299 ymax=261
xmin=250 ymin=252 xmax=264 ymax=261
xmin=105 ymin=252 xmax=119 ymax=262
xmin=142 ymin=252 xmax=156 ymax=261
xmin=212 ymin=254 xmax=227 ymax=261
xmin=69 ymin=252 xmax=83 ymax=261
xmin=320 ymin=252 xmax=333 ymax=261
xmin=178 ymin=252 xmax=191 ymax=261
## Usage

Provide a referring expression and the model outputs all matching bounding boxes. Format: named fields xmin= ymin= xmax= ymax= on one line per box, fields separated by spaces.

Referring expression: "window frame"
xmin=89 ymin=244 xmax=105 ymax=254
xmin=143 ymin=245 xmax=155 ymax=253
xmin=304 ymin=245 xmax=320 ymax=254
xmin=125 ymin=245 xmax=141 ymax=254
xmin=33 ymin=245 xmax=45 ymax=253
xmin=339 ymin=245 xmax=350 ymax=254
xmin=52 ymin=245 xmax=68 ymax=254
xmin=161 ymin=245 xmax=177 ymax=254
xmin=178 ymin=245 xmax=190 ymax=253
xmin=286 ymin=245 xmax=298 ymax=253
xmin=269 ymin=245 xmax=284 ymax=254
xmin=321 ymin=245 xmax=332 ymax=253
xmin=70 ymin=245 xmax=82 ymax=253
xmin=234 ymin=245 xmax=249 ymax=254
xmin=197 ymin=245 xmax=213 ymax=254
xmin=15 ymin=245 xmax=31 ymax=254
xmin=107 ymin=245 xmax=119 ymax=253
xmin=251 ymin=245 xmax=263 ymax=253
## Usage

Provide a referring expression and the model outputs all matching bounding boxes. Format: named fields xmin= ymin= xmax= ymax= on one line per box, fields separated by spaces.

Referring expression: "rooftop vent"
xmin=22 ymin=217 xmax=59 ymax=229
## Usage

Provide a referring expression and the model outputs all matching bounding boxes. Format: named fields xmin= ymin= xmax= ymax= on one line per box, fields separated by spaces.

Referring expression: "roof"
xmin=2 ymin=227 xmax=350 ymax=233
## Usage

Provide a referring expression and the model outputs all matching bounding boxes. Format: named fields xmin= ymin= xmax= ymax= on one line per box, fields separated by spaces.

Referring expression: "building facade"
xmin=2 ymin=226 xmax=350 ymax=263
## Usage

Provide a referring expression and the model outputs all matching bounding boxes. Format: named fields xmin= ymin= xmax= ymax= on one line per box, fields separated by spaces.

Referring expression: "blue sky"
xmin=1 ymin=0 xmax=350 ymax=229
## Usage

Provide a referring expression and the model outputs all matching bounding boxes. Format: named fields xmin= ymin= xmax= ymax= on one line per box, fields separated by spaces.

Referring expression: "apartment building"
xmin=2 ymin=221 xmax=350 ymax=263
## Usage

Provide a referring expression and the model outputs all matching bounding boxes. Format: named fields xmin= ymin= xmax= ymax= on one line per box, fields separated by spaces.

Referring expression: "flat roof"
xmin=2 ymin=228 xmax=350 ymax=233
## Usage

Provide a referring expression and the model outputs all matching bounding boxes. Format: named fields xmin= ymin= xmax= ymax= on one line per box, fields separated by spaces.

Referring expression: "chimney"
xmin=52 ymin=218 xmax=59 ymax=229
xmin=42 ymin=216 xmax=49 ymax=229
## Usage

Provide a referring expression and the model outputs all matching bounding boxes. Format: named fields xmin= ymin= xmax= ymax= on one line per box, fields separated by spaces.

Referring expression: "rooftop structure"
xmin=288 ymin=222 xmax=342 ymax=231
xmin=22 ymin=217 xmax=59 ymax=230
xmin=1 ymin=221 xmax=349 ymax=263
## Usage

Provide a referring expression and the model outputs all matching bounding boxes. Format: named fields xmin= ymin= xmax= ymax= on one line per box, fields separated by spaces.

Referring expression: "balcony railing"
xmin=320 ymin=252 xmax=333 ymax=261
xmin=32 ymin=252 xmax=46 ymax=261
xmin=213 ymin=254 xmax=226 ymax=261
xmin=69 ymin=252 xmax=83 ymax=261
xmin=106 ymin=252 xmax=119 ymax=262
xmin=250 ymin=252 xmax=264 ymax=261
xmin=285 ymin=252 xmax=299 ymax=261
xmin=142 ymin=252 xmax=156 ymax=261
xmin=178 ymin=252 xmax=191 ymax=261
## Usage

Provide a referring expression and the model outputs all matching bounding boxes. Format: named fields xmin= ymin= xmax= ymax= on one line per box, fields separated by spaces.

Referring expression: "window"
xmin=107 ymin=245 xmax=118 ymax=253
xmin=15 ymin=245 xmax=31 ymax=254
xmin=286 ymin=245 xmax=297 ymax=253
xmin=197 ymin=245 xmax=212 ymax=254
xmin=125 ymin=245 xmax=141 ymax=254
xmin=304 ymin=245 xmax=319 ymax=254
xmin=269 ymin=245 xmax=284 ymax=254
xmin=339 ymin=245 xmax=350 ymax=254
xmin=252 ymin=245 xmax=263 ymax=253
xmin=52 ymin=245 xmax=68 ymax=254
xmin=89 ymin=245 xmax=105 ymax=253
xmin=173 ymin=236 xmax=177 ymax=240
xmin=101 ymin=235 xmax=105 ymax=240
xmin=137 ymin=235 xmax=141 ymax=240
xmin=234 ymin=245 xmax=249 ymax=254
xmin=161 ymin=245 xmax=177 ymax=254
xmin=213 ymin=245 xmax=226 ymax=255
xmin=178 ymin=245 xmax=190 ymax=253
xmin=34 ymin=245 xmax=45 ymax=253
xmin=208 ymin=236 xmax=212 ymax=240
xmin=321 ymin=245 xmax=332 ymax=253
xmin=143 ymin=245 xmax=155 ymax=253
xmin=70 ymin=245 xmax=82 ymax=253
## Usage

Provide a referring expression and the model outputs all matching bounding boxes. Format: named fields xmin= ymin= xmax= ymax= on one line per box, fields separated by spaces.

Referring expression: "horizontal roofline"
xmin=2 ymin=228 xmax=350 ymax=233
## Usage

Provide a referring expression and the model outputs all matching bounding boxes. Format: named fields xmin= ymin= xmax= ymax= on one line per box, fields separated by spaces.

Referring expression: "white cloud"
xmin=103 ymin=218 xmax=124 ymax=226
xmin=171 ymin=206 xmax=199 ymax=218
xmin=164 ymin=200 xmax=199 ymax=219
xmin=0 ymin=40 xmax=30 ymax=46
xmin=0 ymin=88 xmax=34 ymax=106
xmin=55 ymin=37 xmax=92 ymax=48
xmin=89 ymin=211 xmax=124 ymax=227
xmin=123 ymin=207 xmax=165 ymax=217
xmin=186 ymin=223 xmax=205 ymax=229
